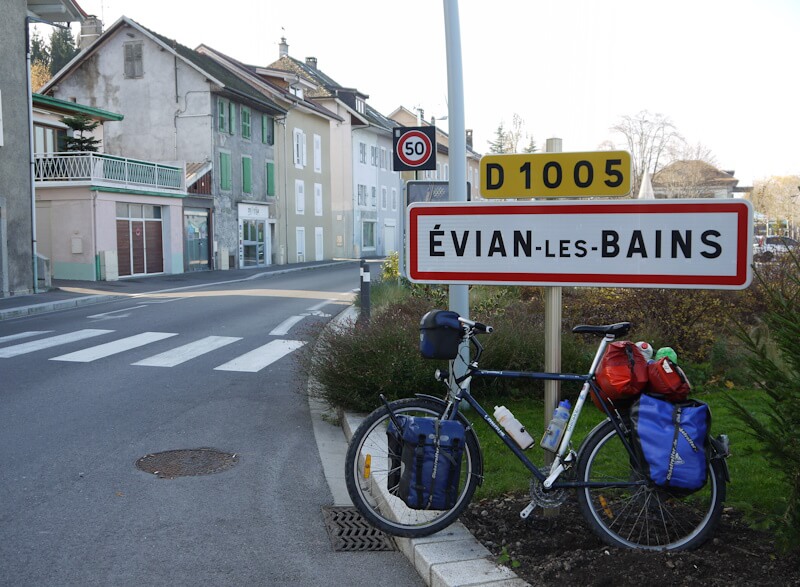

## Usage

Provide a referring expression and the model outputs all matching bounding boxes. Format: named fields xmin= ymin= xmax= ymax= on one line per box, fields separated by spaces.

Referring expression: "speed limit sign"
xmin=393 ymin=126 xmax=436 ymax=171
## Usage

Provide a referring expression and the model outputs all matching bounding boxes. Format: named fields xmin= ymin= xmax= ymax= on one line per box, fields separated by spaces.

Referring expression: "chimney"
xmin=466 ymin=129 xmax=473 ymax=149
xmin=279 ymin=37 xmax=289 ymax=58
xmin=305 ymin=57 xmax=317 ymax=69
xmin=79 ymin=15 xmax=103 ymax=50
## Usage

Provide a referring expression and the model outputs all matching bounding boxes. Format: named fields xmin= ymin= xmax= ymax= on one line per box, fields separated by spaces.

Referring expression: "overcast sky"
xmin=69 ymin=0 xmax=799 ymax=186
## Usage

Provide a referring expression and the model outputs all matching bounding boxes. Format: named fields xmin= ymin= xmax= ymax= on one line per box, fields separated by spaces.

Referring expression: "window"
xmin=436 ymin=163 xmax=441 ymax=179
xmin=370 ymin=146 xmax=378 ymax=166
xmin=293 ymin=129 xmax=307 ymax=168
xmin=262 ymin=115 xmax=274 ymax=145
xmin=444 ymin=163 xmax=449 ymax=180
xmin=359 ymin=142 xmax=367 ymax=164
xmin=218 ymin=99 xmax=227 ymax=132
xmin=219 ymin=151 xmax=231 ymax=190
xmin=242 ymin=156 xmax=252 ymax=194
xmin=381 ymin=186 xmax=387 ymax=210
xmin=266 ymin=161 xmax=275 ymax=196
xmin=391 ymin=188 xmax=398 ymax=211
xmin=295 ymin=179 xmax=305 ymax=214
xmin=241 ymin=107 xmax=251 ymax=139
xmin=356 ymin=98 xmax=365 ymax=114
xmin=290 ymin=85 xmax=304 ymax=99
xmin=371 ymin=186 xmax=377 ymax=207
xmin=33 ymin=124 xmax=66 ymax=154
xmin=313 ymin=134 xmax=322 ymax=173
xmin=314 ymin=183 xmax=323 ymax=216
xmin=357 ymin=184 xmax=367 ymax=206
xmin=362 ymin=221 xmax=376 ymax=249
xmin=380 ymin=147 xmax=387 ymax=169
xmin=123 ymin=41 xmax=143 ymax=78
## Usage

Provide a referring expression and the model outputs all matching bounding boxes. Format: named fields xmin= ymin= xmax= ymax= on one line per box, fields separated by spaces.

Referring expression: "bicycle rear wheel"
xmin=345 ymin=397 xmax=481 ymax=538
xmin=576 ymin=419 xmax=726 ymax=551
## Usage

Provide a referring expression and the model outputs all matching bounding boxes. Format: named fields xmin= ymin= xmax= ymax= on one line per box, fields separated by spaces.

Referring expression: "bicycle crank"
xmin=520 ymin=476 xmax=569 ymax=518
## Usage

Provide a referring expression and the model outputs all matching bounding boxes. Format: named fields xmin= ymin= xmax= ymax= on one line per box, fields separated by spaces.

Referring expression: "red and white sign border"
xmin=396 ymin=130 xmax=434 ymax=168
xmin=407 ymin=199 xmax=753 ymax=289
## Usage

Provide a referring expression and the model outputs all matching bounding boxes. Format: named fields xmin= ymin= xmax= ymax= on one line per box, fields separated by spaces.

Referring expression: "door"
xmin=314 ymin=227 xmax=324 ymax=261
xmin=383 ymin=224 xmax=397 ymax=255
xmin=296 ymin=227 xmax=305 ymax=263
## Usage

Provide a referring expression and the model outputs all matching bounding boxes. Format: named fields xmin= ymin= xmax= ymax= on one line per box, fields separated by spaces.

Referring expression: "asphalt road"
xmin=0 ymin=264 xmax=423 ymax=586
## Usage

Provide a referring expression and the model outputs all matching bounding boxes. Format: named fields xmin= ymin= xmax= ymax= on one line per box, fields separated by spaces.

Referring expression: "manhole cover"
xmin=135 ymin=448 xmax=238 ymax=479
xmin=322 ymin=506 xmax=395 ymax=552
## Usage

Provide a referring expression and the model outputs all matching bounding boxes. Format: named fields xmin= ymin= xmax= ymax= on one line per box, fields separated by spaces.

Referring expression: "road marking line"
xmin=87 ymin=305 xmax=148 ymax=318
xmin=0 ymin=331 xmax=54 ymax=344
xmin=269 ymin=315 xmax=305 ymax=336
xmin=0 ymin=329 xmax=113 ymax=358
xmin=214 ymin=339 xmax=305 ymax=372
xmin=50 ymin=332 xmax=177 ymax=363
xmin=133 ymin=336 xmax=242 ymax=367
xmin=307 ymin=299 xmax=332 ymax=311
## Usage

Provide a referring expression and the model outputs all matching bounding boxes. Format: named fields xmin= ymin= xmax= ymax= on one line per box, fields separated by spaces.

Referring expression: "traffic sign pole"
xmin=443 ymin=0 xmax=470 ymax=388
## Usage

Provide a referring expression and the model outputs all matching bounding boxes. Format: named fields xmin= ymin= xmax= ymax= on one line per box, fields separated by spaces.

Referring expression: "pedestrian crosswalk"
xmin=0 ymin=329 xmax=307 ymax=373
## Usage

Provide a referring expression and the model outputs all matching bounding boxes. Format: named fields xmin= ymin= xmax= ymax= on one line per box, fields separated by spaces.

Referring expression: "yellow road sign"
xmin=480 ymin=151 xmax=632 ymax=198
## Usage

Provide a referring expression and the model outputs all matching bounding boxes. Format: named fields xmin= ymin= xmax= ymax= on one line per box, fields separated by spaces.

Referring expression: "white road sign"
xmin=407 ymin=199 xmax=753 ymax=289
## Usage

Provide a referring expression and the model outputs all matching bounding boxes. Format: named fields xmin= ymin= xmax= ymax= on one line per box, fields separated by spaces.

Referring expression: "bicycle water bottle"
xmin=493 ymin=406 xmax=535 ymax=449
xmin=540 ymin=399 xmax=571 ymax=452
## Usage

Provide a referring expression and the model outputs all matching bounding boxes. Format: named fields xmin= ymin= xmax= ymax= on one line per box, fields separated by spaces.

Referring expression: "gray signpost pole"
xmin=543 ymin=138 xmax=563 ymax=476
xmin=443 ymin=0 xmax=470 ymax=378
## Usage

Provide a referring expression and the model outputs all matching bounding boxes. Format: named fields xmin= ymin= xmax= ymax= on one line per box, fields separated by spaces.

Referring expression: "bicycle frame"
xmin=438 ymin=329 xmax=646 ymax=491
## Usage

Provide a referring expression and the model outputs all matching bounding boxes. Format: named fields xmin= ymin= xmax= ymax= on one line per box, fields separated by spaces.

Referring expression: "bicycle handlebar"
xmin=458 ymin=316 xmax=493 ymax=334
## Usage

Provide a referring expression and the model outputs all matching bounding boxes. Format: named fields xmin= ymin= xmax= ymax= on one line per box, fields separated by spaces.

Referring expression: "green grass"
xmin=466 ymin=387 xmax=787 ymax=523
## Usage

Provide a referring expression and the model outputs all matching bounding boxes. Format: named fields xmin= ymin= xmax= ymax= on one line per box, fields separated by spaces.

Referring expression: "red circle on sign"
xmin=397 ymin=130 xmax=433 ymax=167
xmin=135 ymin=226 xmax=142 ymax=237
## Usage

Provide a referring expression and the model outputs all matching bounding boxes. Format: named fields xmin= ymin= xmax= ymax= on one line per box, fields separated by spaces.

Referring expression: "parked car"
xmin=754 ymin=235 xmax=799 ymax=261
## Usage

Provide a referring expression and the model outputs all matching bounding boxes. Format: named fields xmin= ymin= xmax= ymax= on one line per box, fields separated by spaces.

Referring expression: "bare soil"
xmin=460 ymin=493 xmax=800 ymax=586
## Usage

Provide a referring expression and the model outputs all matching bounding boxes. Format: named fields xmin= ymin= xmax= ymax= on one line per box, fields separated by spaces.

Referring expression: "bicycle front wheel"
xmin=576 ymin=419 xmax=726 ymax=551
xmin=345 ymin=397 xmax=481 ymax=538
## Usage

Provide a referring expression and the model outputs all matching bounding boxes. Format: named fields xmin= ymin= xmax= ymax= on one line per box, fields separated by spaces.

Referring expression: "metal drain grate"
xmin=135 ymin=448 xmax=238 ymax=479
xmin=322 ymin=506 xmax=396 ymax=552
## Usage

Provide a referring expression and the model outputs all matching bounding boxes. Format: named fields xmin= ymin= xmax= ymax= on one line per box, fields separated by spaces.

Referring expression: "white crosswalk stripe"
xmin=51 ymin=332 xmax=178 ymax=363
xmin=133 ymin=336 xmax=241 ymax=367
xmin=214 ymin=339 xmax=305 ymax=373
xmin=0 ymin=331 xmax=54 ymax=344
xmin=0 ymin=329 xmax=113 ymax=358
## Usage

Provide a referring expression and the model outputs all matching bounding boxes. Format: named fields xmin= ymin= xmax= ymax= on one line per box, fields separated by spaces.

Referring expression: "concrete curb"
xmin=0 ymin=293 xmax=118 ymax=320
xmin=309 ymin=306 xmax=530 ymax=587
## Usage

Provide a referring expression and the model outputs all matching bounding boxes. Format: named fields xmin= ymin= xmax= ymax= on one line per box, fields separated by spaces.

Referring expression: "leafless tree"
xmin=611 ymin=110 xmax=684 ymax=195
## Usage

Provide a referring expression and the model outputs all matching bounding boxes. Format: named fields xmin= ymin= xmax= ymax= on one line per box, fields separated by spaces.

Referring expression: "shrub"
xmin=726 ymin=251 xmax=800 ymax=551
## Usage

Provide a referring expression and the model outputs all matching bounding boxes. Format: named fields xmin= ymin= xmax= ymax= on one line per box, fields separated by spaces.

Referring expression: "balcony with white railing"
xmin=34 ymin=152 xmax=186 ymax=194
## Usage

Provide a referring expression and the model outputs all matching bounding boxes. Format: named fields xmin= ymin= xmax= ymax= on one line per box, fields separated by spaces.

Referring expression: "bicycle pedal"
xmin=519 ymin=501 xmax=537 ymax=519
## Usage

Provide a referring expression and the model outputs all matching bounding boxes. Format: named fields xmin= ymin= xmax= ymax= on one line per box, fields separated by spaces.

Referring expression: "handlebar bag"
xmin=647 ymin=357 xmax=691 ymax=402
xmin=388 ymin=415 xmax=465 ymax=510
xmin=419 ymin=310 xmax=463 ymax=360
xmin=593 ymin=341 xmax=649 ymax=409
xmin=631 ymin=394 xmax=710 ymax=492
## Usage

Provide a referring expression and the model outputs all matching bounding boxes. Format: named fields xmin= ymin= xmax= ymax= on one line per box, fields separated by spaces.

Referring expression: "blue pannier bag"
xmin=387 ymin=415 xmax=465 ymax=510
xmin=631 ymin=393 xmax=710 ymax=492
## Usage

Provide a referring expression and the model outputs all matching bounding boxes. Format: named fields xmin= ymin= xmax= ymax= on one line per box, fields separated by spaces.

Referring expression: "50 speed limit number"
xmin=480 ymin=150 xmax=632 ymax=198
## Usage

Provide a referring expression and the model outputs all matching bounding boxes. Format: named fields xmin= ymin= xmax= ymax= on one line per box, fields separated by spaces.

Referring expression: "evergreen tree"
xmin=62 ymin=113 xmax=102 ymax=152
xmin=522 ymin=136 xmax=538 ymax=153
xmin=49 ymin=27 xmax=78 ymax=76
xmin=30 ymin=29 xmax=51 ymax=67
xmin=488 ymin=123 xmax=508 ymax=154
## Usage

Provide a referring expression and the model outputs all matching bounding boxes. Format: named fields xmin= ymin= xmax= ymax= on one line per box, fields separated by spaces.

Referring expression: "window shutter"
xmin=266 ymin=162 xmax=275 ymax=196
xmin=314 ymin=134 xmax=321 ymax=172
xmin=220 ymin=152 xmax=231 ymax=190
xmin=302 ymin=132 xmax=307 ymax=166
xmin=242 ymin=157 xmax=252 ymax=193
xmin=228 ymin=103 xmax=235 ymax=135
xmin=218 ymin=100 xmax=226 ymax=132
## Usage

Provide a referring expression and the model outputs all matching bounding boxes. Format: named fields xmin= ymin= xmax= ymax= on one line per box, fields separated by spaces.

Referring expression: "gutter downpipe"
xmin=25 ymin=18 xmax=40 ymax=293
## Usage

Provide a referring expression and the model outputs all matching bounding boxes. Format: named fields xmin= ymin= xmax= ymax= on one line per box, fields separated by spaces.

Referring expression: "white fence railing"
xmin=34 ymin=152 xmax=185 ymax=193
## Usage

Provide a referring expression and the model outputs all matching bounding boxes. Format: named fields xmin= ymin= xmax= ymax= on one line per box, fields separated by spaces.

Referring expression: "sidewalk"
xmin=0 ymin=260 xmax=354 ymax=321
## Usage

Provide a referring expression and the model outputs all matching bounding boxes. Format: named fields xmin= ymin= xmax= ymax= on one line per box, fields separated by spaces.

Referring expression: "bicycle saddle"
xmin=571 ymin=322 xmax=631 ymax=337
